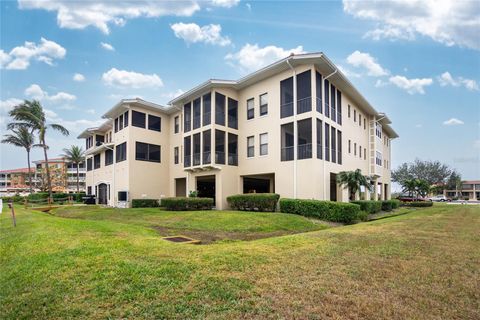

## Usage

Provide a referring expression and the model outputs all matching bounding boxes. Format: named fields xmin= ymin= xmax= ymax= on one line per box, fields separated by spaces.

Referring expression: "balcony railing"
xmin=281 ymin=146 xmax=294 ymax=161
xmin=228 ymin=115 xmax=238 ymax=129
xmin=316 ymin=97 xmax=322 ymax=113
xmin=298 ymin=143 xmax=312 ymax=159
xmin=203 ymin=151 xmax=211 ymax=164
xmin=228 ymin=153 xmax=238 ymax=166
xmin=215 ymin=151 xmax=225 ymax=164
xmin=184 ymin=155 xmax=191 ymax=167
xmin=317 ymin=143 xmax=322 ymax=159
xmin=297 ymin=96 xmax=312 ymax=114
xmin=203 ymin=112 xmax=211 ymax=126
xmin=281 ymin=102 xmax=294 ymax=118
xmin=193 ymin=153 xmax=201 ymax=166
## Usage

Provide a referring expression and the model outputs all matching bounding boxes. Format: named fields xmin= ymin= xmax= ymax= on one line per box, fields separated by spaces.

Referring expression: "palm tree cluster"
xmin=336 ymin=169 xmax=372 ymax=201
xmin=401 ymin=178 xmax=430 ymax=199
xmin=1 ymin=100 xmax=85 ymax=196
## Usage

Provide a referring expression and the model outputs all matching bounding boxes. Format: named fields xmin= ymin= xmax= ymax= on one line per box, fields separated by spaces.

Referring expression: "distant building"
xmin=444 ymin=180 xmax=480 ymax=200
xmin=32 ymin=157 xmax=86 ymax=193
xmin=0 ymin=167 xmax=34 ymax=193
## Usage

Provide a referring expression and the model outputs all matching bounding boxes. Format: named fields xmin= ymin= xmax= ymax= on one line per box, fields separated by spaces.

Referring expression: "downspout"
xmin=286 ymin=58 xmax=297 ymax=199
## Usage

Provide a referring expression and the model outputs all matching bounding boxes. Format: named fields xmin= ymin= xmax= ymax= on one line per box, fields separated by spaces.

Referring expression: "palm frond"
xmin=50 ymin=123 xmax=70 ymax=136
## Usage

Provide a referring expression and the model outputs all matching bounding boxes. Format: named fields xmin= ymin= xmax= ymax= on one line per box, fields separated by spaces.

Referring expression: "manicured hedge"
xmin=351 ymin=200 xmax=382 ymax=214
xmin=279 ymin=198 xmax=362 ymax=224
xmin=0 ymin=195 xmax=25 ymax=203
xmin=161 ymin=197 xmax=214 ymax=211
xmin=381 ymin=199 xmax=401 ymax=212
xmin=402 ymin=201 xmax=433 ymax=207
xmin=226 ymin=193 xmax=280 ymax=212
xmin=28 ymin=192 xmax=49 ymax=201
xmin=132 ymin=199 xmax=159 ymax=208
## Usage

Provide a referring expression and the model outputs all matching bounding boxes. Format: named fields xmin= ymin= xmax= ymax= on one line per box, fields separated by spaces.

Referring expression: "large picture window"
xmin=325 ymin=123 xmax=330 ymax=161
xmin=215 ymin=129 xmax=225 ymax=164
xmin=105 ymin=149 xmax=113 ymax=166
xmin=228 ymin=98 xmax=238 ymax=129
xmin=228 ymin=133 xmax=238 ymax=165
xmin=316 ymin=119 xmax=322 ymax=159
xmin=203 ymin=130 xmax=211 ymax=164
xmin=87 ymin=158 xmax=92 ymax=171
xmin=297 ymin=70 xmax=311 ymax=114
xmin=94 ymin=154 xmax=101 ymax=169
xmin=132 ymin=111 xmax=146 ymax=128
xmin=215 ymin=92 xmax=226 ymax=126
xmin=297 ymin=118 xmax=312 ymax=159
xmin=135 ymin=142 xmax=161 ymax=163
xmin=281 ymin=122 xmax=294 ymax=161
xmin=184 ymin=136 xmax=191 ymax=167
xmin=203 ymin=93 xmax=211 ymax=126
xmin=280 ymin=77 xmax=294 ymax=118
xmin=184 ymin=102 xmax=191 ymax=132
xmin=148 ymin=115 xmax=161 ymax=132
xmin=193 ymin=97 xmax=201 ymax=129
xmin=316 ymin=72 xmax=322 ymax=113
xmin=116 ymin=142 xmax=127 ymax=162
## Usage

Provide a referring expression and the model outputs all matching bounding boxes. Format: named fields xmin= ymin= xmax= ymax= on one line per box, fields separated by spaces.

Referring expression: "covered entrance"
xmin=196 ymin=175 xmax=216 ymax=204
xmin=175 ymin=178 xmax=187 ymax=197
xmin=330 ymin=173 xmax=337 ymax=201
xmin=242 ymin=173 xmax=275 ymax=193
xmin=98 ymin=183 xmax=108 ymax=205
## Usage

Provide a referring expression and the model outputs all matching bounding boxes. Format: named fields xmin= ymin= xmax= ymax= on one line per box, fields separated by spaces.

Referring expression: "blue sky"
xmin=1 ymin=0 xmax=479 ymax=181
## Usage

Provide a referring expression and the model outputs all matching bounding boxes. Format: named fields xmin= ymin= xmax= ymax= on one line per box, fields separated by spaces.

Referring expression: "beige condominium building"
xmin=79 ymin=52 xmax=398 ymax=209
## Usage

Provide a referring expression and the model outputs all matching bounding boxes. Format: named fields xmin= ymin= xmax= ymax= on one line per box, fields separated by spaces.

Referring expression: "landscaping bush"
xmin=351 ymin=200 xmax=382 ymax=214
xmin=357 ymin=210 xmax=369 ymax=222
xmin=226 ymin=193 xmax=280 ymax=212
xmin=381 ymin=200 xmax=400 ymax=212
xmin=279 ymin=198 xmax=361 ymax=224
xmin=72 ymin=193 xmax=86 ymax=202
xmin=1 ymin=195 xmax=25 ymax=203
xmin=161 ymin=197 xmax=214 ymax=211
xmin=402 ymin=201 xmax=433 ymax=207
xmin=27 ymin=192 xmax=49 ymax=201
xmin=132 ymin=199 xmax=160 ymax=208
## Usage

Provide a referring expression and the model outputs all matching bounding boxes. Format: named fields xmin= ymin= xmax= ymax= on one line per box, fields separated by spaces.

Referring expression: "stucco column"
xmin=373 ymin=179 xmax=378 ymax=200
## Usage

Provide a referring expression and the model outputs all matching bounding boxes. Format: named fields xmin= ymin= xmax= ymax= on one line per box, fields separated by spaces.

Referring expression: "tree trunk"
xmin=42 ymin=140 xmax=53 ymax=199
xmin=26 ymin=149 xmax=33 ymax=194
xmin=76 ymin=164 xmax=79 ymax=194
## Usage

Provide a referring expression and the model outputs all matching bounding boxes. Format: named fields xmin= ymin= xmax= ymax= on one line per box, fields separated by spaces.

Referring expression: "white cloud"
xmin=346 ymin=51 xmax=389 ymax=76
xmin=171 ymin=23 xmax=231 ymax=46
xmin=161 ymin=89 xmax=185 ymax=99
xmin=337 ymin=65 xmax=360 ymax=78
xmin=389 ymin=75 xmax=433 ymax=94
xmin=0 ymin=38 xmax=66 ymax=70
xmin=225 ymin=43 xmax=305 ymax=73
xmin=438 ymin=72 xmax=479 ymax=91
xmin=44 ymin=108 xmax=104 ymax=133
xmin=24 ymin=84 xmax=76 ymax=103
xmin=73 ymin=73 xmax=85 ymax=82
xmin=18 ymin=1 xmax=204 ymax=34
xmin=0 ymin=98 xmax=23 ymax=113
xmin=100 ymin=42 xmax=115 ymax=51
xmin=210 ymin=0 xmax=240 ymax=8
xmin=374 ymin=79 xmax=389 ymax=88
xmin=343 ymin=0 xmax=480 ymax=50
xmin=102 ymin=68 xmax=163 ymax=88
xmin=443 ymin=118 xmax=464 ymax=126
xmin=86 ymin=109 xmax=96 ymax=114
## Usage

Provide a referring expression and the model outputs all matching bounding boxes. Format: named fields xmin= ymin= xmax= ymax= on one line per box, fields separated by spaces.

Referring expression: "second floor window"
xmin=247 ymin=98 xmax=254 ymax=120
xmin=174 ymin=116 xmax=179 ymax=133
xmin=174 ymin=147 xmax=179 ymax=164
xmin=105 ymin=149 xmax=114 ymax=166
xmin=260 ymin=133 xmax=268 ymax=155
xmin=135 ymin=142 xmax=161 ymax=163
xmin=116 ymin=142 xmax=127 ymax=162
xmin=184 ymin=102 xmax=191 ymax=132
xmin=193 ymin=98 xmax=201 ymax=129
xmin=228 ymin=97 xmax=238 ymax=129
xmin=215 ymin=92 xmax=226 ymax=126
xmin=94 ymin=154 xmax=101 ymax=169
xmin=260 ymin=93 xmax=268 ymax=116
xmin=148 ymin=115 xmax=161 ymax=132
xmin=132 ymin=111 xmax=146 ymax=128
xmin=87 ymin=158 xmax=92 ymax=171
xmin=247 ymin=136 xmax=254 ymax=157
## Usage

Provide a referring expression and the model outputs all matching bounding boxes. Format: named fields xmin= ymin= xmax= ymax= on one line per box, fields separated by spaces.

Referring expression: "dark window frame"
xmin=148 ymin=114 xmax=161 ymax=132
xmin=132 ymin=110 xmax=146 ymax=128
xmin=259 ymin=93 xmax=268 ymax=116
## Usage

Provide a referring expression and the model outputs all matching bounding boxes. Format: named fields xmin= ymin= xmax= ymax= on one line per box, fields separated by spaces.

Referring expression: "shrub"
xmin=279 ymin=198 xmax=361 ymax=224
xmin=72 ymin=193 xmax=86 ymax=202
xmin=161 ymin=197 xmax=214 ymax=211
xmin=27 ymin=192 xmax=49 ymax=201
xmin=357 ymin=210 xmax=369 ymax=222
xmin=402 ymin=201 xmax=433 ymax=207
xmin=132 ymin=199 xmax=159 ymax=208
xmin=227 ymin=193 xmax=280 ymax=212
xmin=381 ymin=200 xmax=401 ymax=212
xmin=1 ymin=195 xmax=25 ymax=203
xmin=351 ymin=200 xmax=382 ymax=214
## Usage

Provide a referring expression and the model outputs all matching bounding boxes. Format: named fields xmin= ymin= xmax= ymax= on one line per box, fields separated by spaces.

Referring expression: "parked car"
xmin=428 ymin=195 xmax=451 ymax=202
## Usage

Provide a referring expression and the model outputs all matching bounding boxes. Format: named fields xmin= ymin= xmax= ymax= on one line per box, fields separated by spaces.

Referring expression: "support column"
xmin=372 ymin=179 xmax=378 ymax=200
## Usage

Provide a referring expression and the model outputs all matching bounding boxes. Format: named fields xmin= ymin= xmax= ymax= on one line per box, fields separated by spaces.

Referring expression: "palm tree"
xmin=402 ymin=178 xmax=418 ymax=198
xmin=1 ymin=126 xmax=38 ymax=194
xmin=8 ymin=100 xmax=69 ymax=198
xmin=62 ymin=146 xmax=85 ymax=193
xmin=337 ymin=169 xmax=372 ymax=201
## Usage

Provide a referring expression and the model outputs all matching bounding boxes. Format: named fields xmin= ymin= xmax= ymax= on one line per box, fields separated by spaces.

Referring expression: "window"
xmin=132 ymin=111 xmax=146 ymax=128
xmin=364 ymin=118 xmax=366 ymax=130
xmin=324 ymin=79 xmax=330 ymax=118
xmin=215 ymin=92 xmax=226 ymax=126
xmin=280 ymin=77 xmax=294 ymax=118
xmin=247 ymin=136 xmax=255 ymax=157
xmin=184 ymin=102 xmax=191 ymax=132
xmin=184 ymin=136 xmax=191 ymax=167
xmin=228 ymin=133 xmax=238 ymax=165
xmin=94 ymin=154 xmax=101 ymax=169
xmin=281 ymin=122 xmax=294 ymax=161
xmin=337 ymin=130 xmax=342 ymax=165
xmin=376 ymin=123 xmax=382 ymax=138
xmin=87 ymin=186 xmax=92 ymax=195
xmin=354 ymin=143 xmax=357 ymax=156
xmin=376 ymin=151 xmax=382 ymax=166
xmin=119 ymin=114 xmax=124 ymax=130
xmin=297 ymin=118 xmax=312 ymax=159
xmin=324 ymin=123 xmax=330 ymax=161
xmin=354 ymin=109 xmax=357 ymax=122
xmin=359 ymin=145 xmax=362 ymax=158
xmin=203 ymin=130 xmax=211 ymax=164
xmin=297 ymin=70 xmax=311 ymax=114
xmin=148 ymin=115 xmax=161 ymax=132
xmin=331 ymin=127 xmax=336 ymax=163
xmin=227 ymin=97 xmax=238 ymax=129
xmin=87 ymin=158 xmax=92 ymax=171
xmin=359 ymin=114 xmax=362 ymax=127
xmin=124 ymin=111 xmax=129 ymax=127
xmin=116 ymin=142 xmax=127 ymax=162
xmin=202 ymin=93 xmax=211 ymax=126
xmin=330 ymin=84 xmax=336 ymax=122
xmin=316 ymin=119 xmax=322 ymax=159
xmin=260 ymin=133 xmax=268 ymax=156
xmin=364 ymin=148 xmax=366 ymax=160
xmin=135 ymin=142 xmax=161 ymax=163
xmin=193 ymin=97 xmax=201 ymax=129
xmin=95 ymin=134 xmax=104 ymax=147
xmin=348 ymin=105 xmax=351 ymax=118
xmin=247 ymin=98 xmax=254 ymax=120
xmin=174 ymin=147 xmax=179 ymax=164
xmin=348 ymin=140 xmax=351 ymax=154
xmin=316 ymin=72 xmax=322 ymax=113
xmin=174 ymin=116 xmax=180 ymax=133
xmin=114 ymin=118 xmax=119 ymax=133
xmin=215 ymin=129 xmax=225 ymax=164
xmin=337 ymin=90 xmax=342 ymax=125
xmin=260 ymin=93 xmax=268 ymax=116
xmin=118 ymin=191 xmax=128 ymax=202
xmin=105 ymin=149 xmax=113 ymax=166
xmin=193 ymin=133 xmax=201 ymax=165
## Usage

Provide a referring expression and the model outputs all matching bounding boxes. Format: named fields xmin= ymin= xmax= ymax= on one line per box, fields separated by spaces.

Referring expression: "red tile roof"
xmin=0 ymin=167 xmax=34 ymax=174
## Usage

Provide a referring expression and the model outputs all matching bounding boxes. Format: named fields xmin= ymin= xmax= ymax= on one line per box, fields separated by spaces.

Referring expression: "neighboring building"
xmin=0 ymin=168 xmax=34 ymax=194
xmin=33 ymin=157 xmax=86 ymax=193
xmin=444 ymin=180 xmax=480 ymax=200
xmin=79 ymin=52 xmax=398 ymax=208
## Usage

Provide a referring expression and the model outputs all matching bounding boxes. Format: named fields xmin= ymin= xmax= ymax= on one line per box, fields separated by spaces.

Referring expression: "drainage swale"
xmin=162 ymin=236 xmax=201 ymax=244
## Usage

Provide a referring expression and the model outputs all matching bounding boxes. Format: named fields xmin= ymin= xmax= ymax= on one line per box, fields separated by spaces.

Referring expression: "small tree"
xmin=336 ymin=169 xmax=372 ymax=201
xmin=402 ymin=178 xmax=418 ymax=198
xmin=61 ymin=145 xmax=85 ymax=193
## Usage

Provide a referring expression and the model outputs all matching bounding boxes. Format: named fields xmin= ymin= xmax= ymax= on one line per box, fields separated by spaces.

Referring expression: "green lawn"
xmin=0 ymin=204 xmax=479 ymax=319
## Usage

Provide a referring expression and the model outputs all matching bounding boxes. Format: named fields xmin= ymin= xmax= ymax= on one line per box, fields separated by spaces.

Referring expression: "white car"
xmin=428 ymin=195 xmax=451 ymax=202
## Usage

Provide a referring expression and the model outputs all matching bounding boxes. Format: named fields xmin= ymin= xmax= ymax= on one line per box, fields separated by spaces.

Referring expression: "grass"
xmin=0 ymin=203 xmax=479 ymax=319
